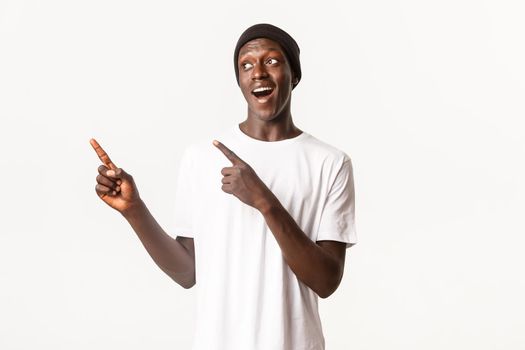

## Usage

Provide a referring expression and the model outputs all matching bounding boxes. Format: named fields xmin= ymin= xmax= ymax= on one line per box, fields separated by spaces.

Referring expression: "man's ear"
xmin=292 ymin=76 xmax=299 ymax=85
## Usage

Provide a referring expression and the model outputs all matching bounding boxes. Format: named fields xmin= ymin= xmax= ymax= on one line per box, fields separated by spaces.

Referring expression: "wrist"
xmin=257 ymin=193 xmax=280 ymax=216
xmin=121 ymin=198 xmax=146 ymax=220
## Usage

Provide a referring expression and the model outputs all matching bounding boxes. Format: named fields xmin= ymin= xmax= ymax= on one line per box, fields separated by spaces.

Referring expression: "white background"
xmin=1 ymin=0 xmax=524 ymax=349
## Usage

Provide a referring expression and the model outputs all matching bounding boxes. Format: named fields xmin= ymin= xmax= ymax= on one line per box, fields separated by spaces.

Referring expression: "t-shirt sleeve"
xmin=316 ymin=155 xmax=357 ymax=248
xmin=171 ymin=147 xmax=194 ymax=238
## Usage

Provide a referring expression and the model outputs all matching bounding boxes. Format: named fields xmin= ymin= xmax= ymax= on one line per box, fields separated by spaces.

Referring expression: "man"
xmin=91 ymin=23 xmax=356 ymax=350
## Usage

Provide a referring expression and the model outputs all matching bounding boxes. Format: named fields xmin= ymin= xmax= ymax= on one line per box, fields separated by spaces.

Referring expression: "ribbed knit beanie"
xmin=234 ymin=23 xmax=301 ymax=89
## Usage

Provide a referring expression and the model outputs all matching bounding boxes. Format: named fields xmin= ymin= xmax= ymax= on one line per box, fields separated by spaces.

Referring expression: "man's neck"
xmin=239 ymin=117 xmax=302 ymax=142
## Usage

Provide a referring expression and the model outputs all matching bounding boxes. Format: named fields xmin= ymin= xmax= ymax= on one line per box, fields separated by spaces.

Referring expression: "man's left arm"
xmin=258 ymin=195 xmax=347 ymax=299
xmin=212 ymin=140 xmax=351 ymax=298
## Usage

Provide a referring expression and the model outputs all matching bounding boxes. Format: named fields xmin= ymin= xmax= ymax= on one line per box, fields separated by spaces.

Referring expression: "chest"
xmin=196 ymin=150 xmax=325 ymax=215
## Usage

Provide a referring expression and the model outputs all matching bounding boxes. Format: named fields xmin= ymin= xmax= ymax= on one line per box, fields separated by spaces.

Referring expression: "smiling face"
xmin=237 ymin=38 xmax=296 ymax=122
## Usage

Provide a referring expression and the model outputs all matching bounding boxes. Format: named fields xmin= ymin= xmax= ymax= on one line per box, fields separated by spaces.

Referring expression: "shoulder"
xmin=301 ymin=132 xmax=352 ymax=167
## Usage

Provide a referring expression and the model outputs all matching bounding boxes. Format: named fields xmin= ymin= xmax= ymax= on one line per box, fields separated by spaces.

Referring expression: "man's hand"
xmin=90 ymin=138 xmax=141 ymax=215
xmin=213 ymin=140 xmax=274 ymax=211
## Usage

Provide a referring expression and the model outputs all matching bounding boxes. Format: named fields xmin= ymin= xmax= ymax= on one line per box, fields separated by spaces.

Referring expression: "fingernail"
xmin=107 ymin=170 xmax=115 ymax=177
xmin=117 ymin=180 xmax=122 ymax=185
xmin=112 ymin=190 xmax=116 ymax=195
xmin=116 ymin=186 xmax=120 ymax=191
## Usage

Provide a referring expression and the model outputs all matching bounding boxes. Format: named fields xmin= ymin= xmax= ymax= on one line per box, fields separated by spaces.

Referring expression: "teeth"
xmin=253 ymin=86 xmax=273 ymax=93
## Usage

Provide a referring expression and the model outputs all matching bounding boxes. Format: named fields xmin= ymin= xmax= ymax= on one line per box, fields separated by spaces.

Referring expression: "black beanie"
xmin=234 ymin=23 xmax=301 ymax=89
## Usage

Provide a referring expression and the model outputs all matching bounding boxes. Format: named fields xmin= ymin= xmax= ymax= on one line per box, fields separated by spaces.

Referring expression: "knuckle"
xmin=98 ymin=165 xmax=107 ymax=172
xmin=97 ymin=184 xmax=109 ymax=193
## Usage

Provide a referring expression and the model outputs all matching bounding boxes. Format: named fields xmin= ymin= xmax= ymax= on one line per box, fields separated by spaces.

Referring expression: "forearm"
xmin=122 ymin=199 xmax=195 ymax=288
xmin=258 ymin=197 xmax=341 ymax=298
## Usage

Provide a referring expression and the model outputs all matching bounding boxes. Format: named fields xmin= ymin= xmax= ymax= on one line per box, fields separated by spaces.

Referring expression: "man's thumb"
xmin=107 ymin=167 xmax=129 ymax=179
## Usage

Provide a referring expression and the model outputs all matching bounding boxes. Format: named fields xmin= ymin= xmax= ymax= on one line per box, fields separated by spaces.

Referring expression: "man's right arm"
xmin=122 ymin=199 xmax=196 ymax=289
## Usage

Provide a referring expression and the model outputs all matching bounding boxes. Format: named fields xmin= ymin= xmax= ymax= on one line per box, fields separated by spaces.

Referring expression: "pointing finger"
xmin=213 ymin=140 xmax=244 ymax=165
xmin=90 ymin=138 xmax=117 ymax=170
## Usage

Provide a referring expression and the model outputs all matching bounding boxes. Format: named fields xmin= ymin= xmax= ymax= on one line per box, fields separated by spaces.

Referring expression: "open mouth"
xmin=251 ymin=86 xmax=274 ymax=99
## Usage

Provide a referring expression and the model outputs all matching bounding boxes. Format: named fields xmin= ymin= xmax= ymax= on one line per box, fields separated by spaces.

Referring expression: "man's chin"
xmin=251 ymin=111 xmax=280 ymax=122
xmin=248 ymin=105 xmax=277 ymax=120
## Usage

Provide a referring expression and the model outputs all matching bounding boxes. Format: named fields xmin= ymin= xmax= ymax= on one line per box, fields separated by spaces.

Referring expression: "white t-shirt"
xmin=171 ymin=124 xmax=357 ymax=350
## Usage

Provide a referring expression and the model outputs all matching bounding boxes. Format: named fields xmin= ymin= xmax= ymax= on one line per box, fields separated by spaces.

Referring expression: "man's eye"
xmin=267 ymin=58 xmax=279 ymax=65
xmin=242 ymin=62 xmax=253 ymax=70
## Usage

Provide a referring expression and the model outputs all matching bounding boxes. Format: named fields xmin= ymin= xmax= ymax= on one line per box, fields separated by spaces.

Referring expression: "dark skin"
xmin=91 ymin=38 xmax=347 ymax=298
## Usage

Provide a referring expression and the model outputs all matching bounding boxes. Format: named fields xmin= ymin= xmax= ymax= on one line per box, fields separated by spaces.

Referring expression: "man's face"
xmin=237 ymin=38 xmax=295 ymax=121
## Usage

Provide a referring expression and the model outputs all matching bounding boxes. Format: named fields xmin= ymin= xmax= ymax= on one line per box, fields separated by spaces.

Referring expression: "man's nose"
xmin=252 ymin=63 xmax=269 ymax=80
